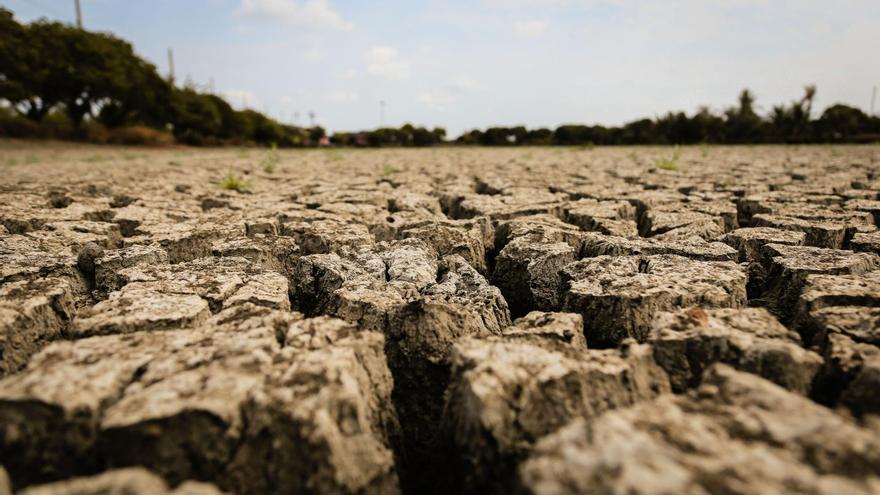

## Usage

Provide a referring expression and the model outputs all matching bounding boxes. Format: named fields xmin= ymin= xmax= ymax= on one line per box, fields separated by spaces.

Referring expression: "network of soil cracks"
xmin=1 ymin=141 xmax=880 ymax=494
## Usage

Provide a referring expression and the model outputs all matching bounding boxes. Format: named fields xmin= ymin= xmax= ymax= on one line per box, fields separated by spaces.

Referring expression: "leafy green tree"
xmin=170 ymin=88 xmax=222 ymax=144
xmin=815 ymin=104 xmax=870 ymax=142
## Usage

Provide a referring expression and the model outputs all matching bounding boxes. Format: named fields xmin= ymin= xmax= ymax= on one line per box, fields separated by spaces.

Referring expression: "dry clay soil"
xmin=2 ymin=141 xmax=880 ymax=495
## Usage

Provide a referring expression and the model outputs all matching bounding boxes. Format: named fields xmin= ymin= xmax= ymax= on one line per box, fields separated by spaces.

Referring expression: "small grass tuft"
xmin=655 ymin=147 xmax=681 ymax=171
xmin=220 ymin=172 xmax=251 ymax=192
xmin=577 ymin=141 xmax=595 ymax=151
xmin=380 ymin=164 xmax=402 ymax=176
xmin=699 ymin=143 xmax=711 ymax=158
xmin=262 ymin=143 xmax=280 ymax=173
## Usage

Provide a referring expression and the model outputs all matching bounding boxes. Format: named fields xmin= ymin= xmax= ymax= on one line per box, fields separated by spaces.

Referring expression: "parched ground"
xmin=1 ymin=140 xmax=880 ymax=494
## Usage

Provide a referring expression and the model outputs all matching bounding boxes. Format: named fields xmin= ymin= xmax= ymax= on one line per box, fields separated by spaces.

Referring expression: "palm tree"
xmin=801 ymin=84 xmax=817 ymax=119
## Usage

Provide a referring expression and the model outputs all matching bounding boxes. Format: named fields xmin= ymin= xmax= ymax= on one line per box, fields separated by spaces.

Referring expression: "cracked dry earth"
xmin=1 ymin=142 xmax=880 ymax=495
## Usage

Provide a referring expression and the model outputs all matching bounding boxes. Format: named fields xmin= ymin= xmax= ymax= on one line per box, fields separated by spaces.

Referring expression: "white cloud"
xmin=513 ymin=19 xmax=548 ymax=37
xmin=325 ymin=90 xmax=360 ymax=103
xmin=449 ymin=75 xmax=486 ymax=93
xmin=341 ymin=69 xmax=358 ymax=79
xmin=417 ymin=92 xmax=455 ymax=111
xmin=236 ymin=0 xmax=353 ymax=31
xmin=221 ymin=89 xmax=260 ymax=109
xmin=418 ymin=76 xmax=485 ymax=112
xmin=364 ymin=46 xmax=411 ymax=80
xmin=303 ymin=45 xmax=323 ymax=61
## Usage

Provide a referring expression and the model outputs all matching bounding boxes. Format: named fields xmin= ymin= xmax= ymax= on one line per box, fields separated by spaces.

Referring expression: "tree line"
xmin=0 ymin=8 xmax=323 ymax=146
xmin=1 ymin=7 xmax=878 ymax=147
xmin=457 ymin=88 xmax=880 ymax=146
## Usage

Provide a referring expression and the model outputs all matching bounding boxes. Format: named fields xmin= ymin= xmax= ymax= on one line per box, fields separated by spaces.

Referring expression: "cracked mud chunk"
xmin=580 ymin=232 xmax=738 ymax=262
xmin=851 ymin=231 xmax=880 ymax=255
xmin=649 ymin=307 xmax=821 ymax=394
xmin=0 ymin=235 xmax=82 ymax=286
xmin=229 ymin=320 xmax=400 ymax=495
xmin=0 ymin=334 xmax=158 ymax=487
xmin=519 ymin=365 xmax=880 ymax=495
xmin=561 ymin=255 xmax=746 ymax=347
xmin=802 ymin=306 xmax=880 ymax=347
xmin=720 ymin=227 xmax=805 ymax=262
xmin=32 ymin=221 xmax=122 ymax=253
xmin=211 ymin=236 xmax=299 ymax=275
xmin=290 ymin=252 xmax=394 ymax=330
xmin=399 ymin=218 xmax=491 ymax=273
xmin=813 ymin=333 xmax=880 ymax=416
xmin=281 ymin=218 xmax=374 ymax=256
xmin=292 ymin=242 xmax=511 ymax=492
xmin=492 ymin=237 xmax=577 ymax=315
xmin=564 ymin=199 xmax=638 ymax=238
xmin=72 ymin=286 xmax=211 ymax=337
xmin=73 ymin=257 xmax=290 ymax=337
xmin=846 ymin=198 xmax=880 ymax=225
xmin=390 ymin=256 xmax=511 ymax=489
xmin=752 ymin=214 xmax=847 ymax=249
xmin=792 ymin=271 xmax=880 ymax=344
xmin=494 ymin=215 xmax=583 ymax=251
xmin=0 ymin=313 xmax=400 ymax=495
xmin=0 ymin=278 xmax=76 ymax=376
xmin=501 ymin=312 xmax=586 ymax=348
xmin=17 ymin=468 xmax=226 ymax=495
xmin=125 ymin=224 xmax=232 ymax=264
xmin=758 ymin=244 xmax=880 ymax=322
xmin=93 ymin=244 xmax=170 ymax=295
xmin=442 ymin=338 xmax=669 ymax=493
xmin=453 ymin=190 xmax=567 ymax=221
xmin=640 ymin=209 xmax=725 ymax=240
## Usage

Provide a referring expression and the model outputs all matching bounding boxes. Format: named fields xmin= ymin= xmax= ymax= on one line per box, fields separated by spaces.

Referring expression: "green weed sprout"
xmin=655 ymin=146 xmax=681 ymax=171
xmin=220 ymin=172 xmax=251 ymax=192
xmin=262 ymin=143 xmax=280 ymax=173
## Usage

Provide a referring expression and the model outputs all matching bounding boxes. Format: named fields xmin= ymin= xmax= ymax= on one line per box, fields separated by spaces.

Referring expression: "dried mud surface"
xmin=1 ymin=141 xmax=880 ymax=494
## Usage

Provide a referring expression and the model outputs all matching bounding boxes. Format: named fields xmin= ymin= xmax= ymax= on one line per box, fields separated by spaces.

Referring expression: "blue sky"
xmin=3 ymin=0 xmax=879 ymax=136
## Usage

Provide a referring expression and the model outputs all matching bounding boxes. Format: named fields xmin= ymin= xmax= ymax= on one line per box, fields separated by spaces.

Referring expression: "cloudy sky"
xmin=4 ymin=0 xmax=880 ymax=136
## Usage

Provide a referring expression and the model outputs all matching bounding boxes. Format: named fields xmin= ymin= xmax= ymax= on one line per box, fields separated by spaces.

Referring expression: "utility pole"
xmin=872 ymin=86 xmax=877 ymax=116
xmin=308 ymin=111 xmax=316 ymax=127
xmin=74 ymin=0 xmax=83 ymax=28
xmin=167 ymin=48 xmax=175 ymax=84
xmin=380 ymin=100 xmax=386 ymax=127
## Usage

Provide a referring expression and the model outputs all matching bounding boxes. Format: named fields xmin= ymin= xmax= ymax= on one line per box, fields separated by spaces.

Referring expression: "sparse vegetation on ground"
xmin=220 ymin=172 xmax=250 ymax=192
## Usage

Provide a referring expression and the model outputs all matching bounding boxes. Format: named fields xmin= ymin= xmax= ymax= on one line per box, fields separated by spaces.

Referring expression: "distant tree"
xmin=412 ymin=126 xmax=435 ymax=146
xmin=0 ymin=14 xmax=70 ymax=121
xmin=170 ymin=88 xmax=222 ymax=144
xmin=308 ymin=126 xmax=326 ymax=143
xmin=620 ymin=119 xmax=657 ymax=144
xmin=815 ymin=104 xmax=870 ymax=142
xmin=526 ymin=127 xmax=552 ymax=145
xmin=0 ymin=8 xmax=35 ymax=117
xmin=770 ymin=85 xmax=817 ymax=143
xmin=456 ymin=129 xmax=483 ymax=145
xmin=724 ymin=89 xmax=764 ymax=143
